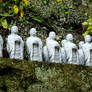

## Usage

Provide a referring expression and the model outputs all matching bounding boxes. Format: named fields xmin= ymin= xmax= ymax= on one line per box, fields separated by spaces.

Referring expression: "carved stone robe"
xmin=7 ymin=34 xmax=24 ymax=59
xmin=43 ymin=46 xmax=49 ymax=61
xmin=46 ymin=39 xmax=61 ymax=63
xmin=0 ymin=35 xmax=3 ymax=57
xmin=78 ymin=49 xmax=85 ymax=65
xmin=61 ymin=47 xmax=67 ymax=64
xmin=64 ymin=41 xmax=78 ymax=64
xmin=26 ymin=36 xmax=43 ymax=61
xmin=82 ymin=43 xmax=92 ymax=66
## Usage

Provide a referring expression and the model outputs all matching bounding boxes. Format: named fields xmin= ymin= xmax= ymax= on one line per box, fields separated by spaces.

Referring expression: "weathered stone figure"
xmin=43 ymin=35 xmax=53 ymax=61
xmin=43 ymin=31 xmax=61 ymax=63
xmin=26 ymin=28 xmax=43 ymax=61
xmin=43 ymin=44 xmax=49 ymax=62
xmin=78 ymin=41 xmax=85 ymax=65
xmin=61 ymin=40 xmax=67 ymax=64
xmin=7 ymin=26 xmax=24 ymax=59
xmin=64 ymin=34 xmax=78 ymax=64
xmin=82 ymin=35 xmax=92 ymax=66
xmin=0 ymin=35 xmax=3 ymax=57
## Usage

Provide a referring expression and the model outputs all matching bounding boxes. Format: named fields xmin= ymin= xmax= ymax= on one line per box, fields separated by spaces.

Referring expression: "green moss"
xmin=0 ymin=58 xmax=92 ymax=92
xmin=0 ymin=58 xmax=37 ymax=92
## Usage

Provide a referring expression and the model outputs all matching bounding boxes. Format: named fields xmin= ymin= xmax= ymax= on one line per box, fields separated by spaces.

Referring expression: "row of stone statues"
xmin=0 ymin=26 xmax=92 ymax=66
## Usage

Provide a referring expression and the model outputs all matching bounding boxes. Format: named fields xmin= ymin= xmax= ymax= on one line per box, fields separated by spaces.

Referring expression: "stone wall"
xmin=0 ymin=58 xmax=92 ymax=92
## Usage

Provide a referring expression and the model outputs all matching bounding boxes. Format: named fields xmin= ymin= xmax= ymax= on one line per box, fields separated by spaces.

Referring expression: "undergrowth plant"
xmin=0 ymin=0 xmax=29 ymax=29
xmin=82 ymin=17 xmax=92 ymax=36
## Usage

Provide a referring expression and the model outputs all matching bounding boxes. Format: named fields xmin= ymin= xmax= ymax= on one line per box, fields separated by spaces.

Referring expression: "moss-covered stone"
xmin=0 ymin=58 xmax=37 ymax=92
xmin=0 ymin=58 xmax=92 ymax=92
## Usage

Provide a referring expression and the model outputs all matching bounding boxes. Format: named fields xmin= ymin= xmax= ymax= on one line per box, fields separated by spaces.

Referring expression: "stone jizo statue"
xmin=78 ymin=41 xmax=85 ymax=65
xmin=82 ymin=35 xmax=92 ymax=66
xmin=0 ymin=35 xmax=3 ymax=57
xmin=64 ymin=34 xmax=78 ymax=64
xmin=26 ymin=28 xmax=43 ymax=61
xmin=61 ymin=40 xmax=67 ymax=64
xmin=43 ymin=31 xmax=61 ymax=63
xmin=7 ymin=26 xmax=24 ymax=59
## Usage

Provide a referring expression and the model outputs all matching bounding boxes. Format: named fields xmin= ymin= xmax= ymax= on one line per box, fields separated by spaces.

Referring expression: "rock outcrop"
xmin=0 ymin=58 xmax=92 ymax=92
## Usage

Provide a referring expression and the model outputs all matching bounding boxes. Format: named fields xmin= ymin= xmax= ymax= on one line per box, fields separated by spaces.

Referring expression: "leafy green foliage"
xmin=82 ymin=18 xmax=92 ymax=36
xmin=31 ymin=16 xmax=44 ymax=23
xmin=42 ymin=0 xmax=49 ymax=5
xmin=0 ymin=0 xmax=29 ymax=29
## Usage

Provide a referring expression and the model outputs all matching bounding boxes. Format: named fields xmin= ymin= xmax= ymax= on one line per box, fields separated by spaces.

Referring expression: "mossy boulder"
xmin=0 ymin=58 xmax=36 ymax=92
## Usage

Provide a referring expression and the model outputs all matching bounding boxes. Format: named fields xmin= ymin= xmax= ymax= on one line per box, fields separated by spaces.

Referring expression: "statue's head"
xmin=66 ymin=34 xmax=73 ymax=41
xmin=29 ymin=28 xmax=37 ymax=36
xmin=61 ymin=39 xmax=67 ymax=47
xmin=11 ymin=26 xmax=18 ymax=34
xmin=84 ymin=35 xmax=91 ymax=43
xmin=79 ymin=41 xmax=84 ymax=49
xmin=49 ymin=31 xmax=56 ymax=40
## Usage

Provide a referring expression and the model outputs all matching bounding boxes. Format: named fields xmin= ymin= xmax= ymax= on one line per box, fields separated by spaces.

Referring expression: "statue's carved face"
xmin=79 ymin=41 xmax=84 ymax=49
xmin=61 ymin=40 xmax=67 ymax=47
xmin=49 ymin=32 xmax=56 ymax=40
xmin=85 ymin=35 xmax=91 ymax=43
xmin=30 ymin=28 xmax=37 ymax=36
xmin=11 ymin=26 xmax=18 ymax=34
xmin=66 ymin=34 xmax=73 ymax=41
